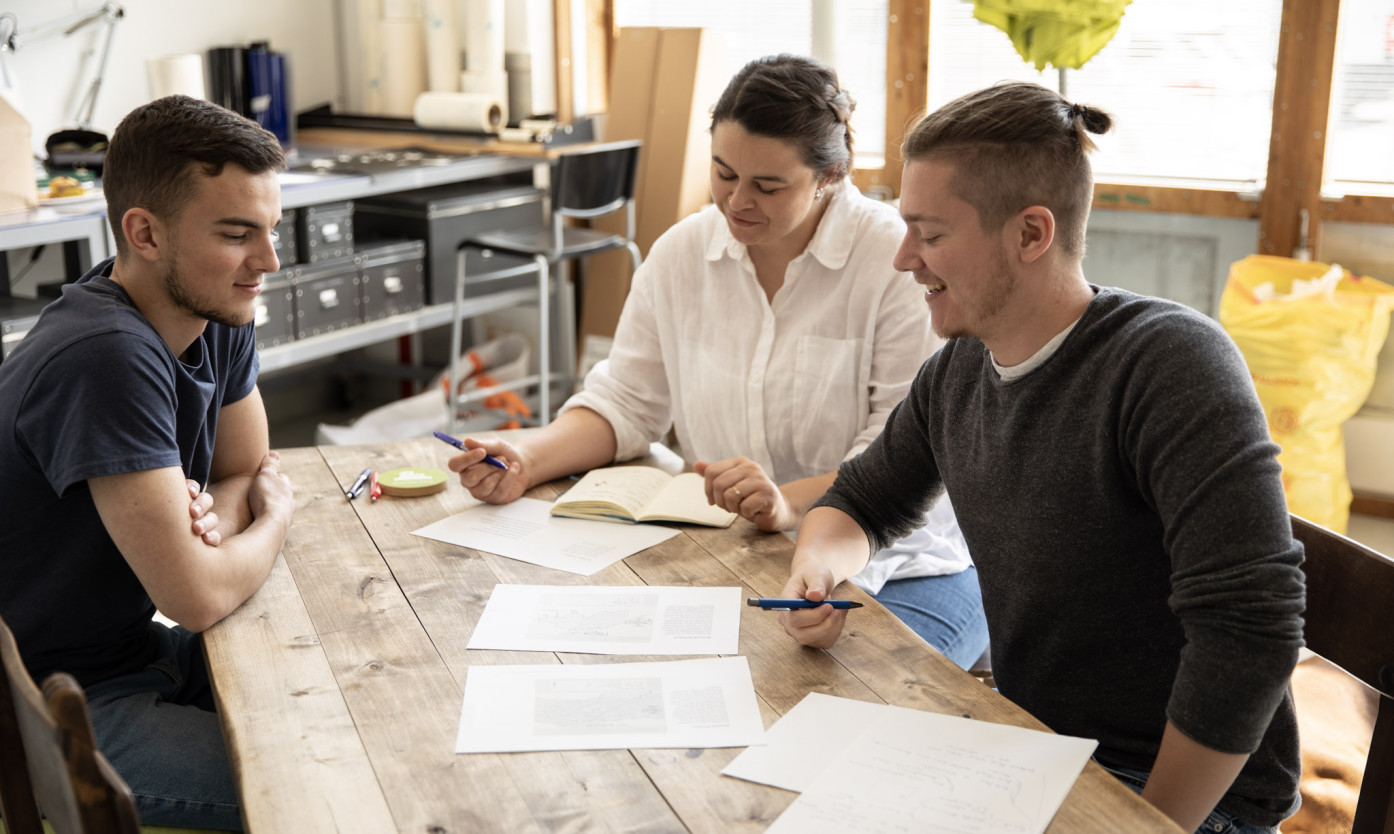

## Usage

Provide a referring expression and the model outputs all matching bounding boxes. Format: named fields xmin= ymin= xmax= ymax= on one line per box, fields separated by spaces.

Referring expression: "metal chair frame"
xmin=448 ymin=140 xmax=643 ymax=431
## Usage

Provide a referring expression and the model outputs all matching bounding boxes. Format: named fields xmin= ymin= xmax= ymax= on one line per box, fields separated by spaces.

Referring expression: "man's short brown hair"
xmin=902 ymin=82 xmax=1112 ymax=256
xmin=103 ymin=95 xmax=284 ymax=256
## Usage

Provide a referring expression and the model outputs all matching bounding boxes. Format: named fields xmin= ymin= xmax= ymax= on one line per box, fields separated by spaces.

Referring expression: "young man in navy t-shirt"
xmin=0 ymin=95 xmax=295 ymax=830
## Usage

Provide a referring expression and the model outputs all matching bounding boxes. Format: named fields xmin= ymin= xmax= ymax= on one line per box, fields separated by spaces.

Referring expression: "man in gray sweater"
xmin=779 ymin=82 xmax=1304 ymax=834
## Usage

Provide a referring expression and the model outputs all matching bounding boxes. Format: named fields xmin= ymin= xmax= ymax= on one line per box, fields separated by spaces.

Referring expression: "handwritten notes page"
xmin=467 ymin=585 xmax=742 ymax=655
xmin=455 ymin=656 xmax=765 ymax=753
xmin=411 ymin=497 xmax=680 ymax=575
xmin=728 ymin=693 xmax=1097 ymax=834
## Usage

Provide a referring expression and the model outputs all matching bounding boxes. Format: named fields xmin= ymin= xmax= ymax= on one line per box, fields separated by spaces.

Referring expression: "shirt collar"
xmin=705 ymin=185 xmax=861 ymax=269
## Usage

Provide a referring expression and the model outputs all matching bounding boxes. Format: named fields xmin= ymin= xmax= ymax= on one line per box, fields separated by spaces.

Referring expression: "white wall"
xmin=1 ymin=0 xmax=341 ymax=158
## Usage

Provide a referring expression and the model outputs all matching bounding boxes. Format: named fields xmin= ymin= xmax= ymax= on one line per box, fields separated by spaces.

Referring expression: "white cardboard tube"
xmin=423 ymin=0 xmax=461 ymax=92
xmin=413 ymin=91 xmax=506 ymax=132
xmin=462 ymin=0 xmax=505 ymax=74
xmin=146 ymin=54 xmax=206 ymax=100
xmin=381 ymin=19 xmax=429 ymax=117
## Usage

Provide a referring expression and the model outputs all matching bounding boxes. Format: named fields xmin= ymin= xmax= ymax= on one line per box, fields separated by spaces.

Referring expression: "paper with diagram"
xmin=411 ymin=496 xmax=680 ymax=575
xmin=455 ymin=656 xmax=765 ymax=753
xmin=762 ymin=698 xmax=1097 ymax=834
xmin=467 ymin=584 xmax=742 ymax=655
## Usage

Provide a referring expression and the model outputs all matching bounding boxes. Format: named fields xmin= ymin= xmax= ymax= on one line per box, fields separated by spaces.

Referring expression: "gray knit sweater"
xmin=819 ymin=287 xmax=1304 ymax=824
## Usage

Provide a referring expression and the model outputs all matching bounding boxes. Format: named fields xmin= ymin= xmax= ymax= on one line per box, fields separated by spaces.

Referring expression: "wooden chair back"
xmin=1293 ymin=514 xmax=1394 ymax=833
xmin=0 ymin=615 xmax=140 ymax=834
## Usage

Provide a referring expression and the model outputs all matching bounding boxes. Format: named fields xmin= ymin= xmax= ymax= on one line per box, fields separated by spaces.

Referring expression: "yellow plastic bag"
xmin=1219 ymin=255 xmax=1394 ymax=533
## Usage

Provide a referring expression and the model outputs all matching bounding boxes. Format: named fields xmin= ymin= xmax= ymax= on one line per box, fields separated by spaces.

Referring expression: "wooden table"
xmin=203 ymin=438 xmax=1183 ymax=833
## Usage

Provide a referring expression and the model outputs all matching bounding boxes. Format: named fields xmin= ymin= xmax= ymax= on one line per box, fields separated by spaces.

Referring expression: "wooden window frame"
xmin=581 ymin=0 xmax=1392 ymax=252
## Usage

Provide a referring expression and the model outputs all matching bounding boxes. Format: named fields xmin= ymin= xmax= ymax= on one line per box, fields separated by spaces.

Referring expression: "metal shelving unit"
xmin=257 ymin=287 xmax=537 ymax=374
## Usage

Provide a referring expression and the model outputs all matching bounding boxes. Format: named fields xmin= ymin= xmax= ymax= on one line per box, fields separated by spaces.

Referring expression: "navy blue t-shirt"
xmin=0 ymin=258 xmax=258 ymax=686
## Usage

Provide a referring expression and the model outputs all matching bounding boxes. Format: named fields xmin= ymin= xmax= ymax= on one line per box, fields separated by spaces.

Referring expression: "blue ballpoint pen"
xmin=433 ymin=431 xmax=508 ymax=469
xmin=746 ymin=598 xmax=864 ymax=610
xmin=345 ymin=467 xmax=372 ymax=500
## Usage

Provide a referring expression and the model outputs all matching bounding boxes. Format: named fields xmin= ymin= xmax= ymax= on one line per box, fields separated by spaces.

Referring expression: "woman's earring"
xmin=816 ymin=187 xmax=825 ymax=201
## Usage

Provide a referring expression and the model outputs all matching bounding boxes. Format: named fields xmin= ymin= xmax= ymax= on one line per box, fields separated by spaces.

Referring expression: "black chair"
xmin=0 ymin=615 xmax=140 ymax=834
xmin=449 ymin=140 xmax=643 ymax=429
xmin=1291 ymin=514 xmax=1394 ymax=833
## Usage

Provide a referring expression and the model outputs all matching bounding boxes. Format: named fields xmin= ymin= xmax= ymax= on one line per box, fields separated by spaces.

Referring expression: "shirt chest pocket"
xmin=791 ymin=336 xmax=864 ymax=473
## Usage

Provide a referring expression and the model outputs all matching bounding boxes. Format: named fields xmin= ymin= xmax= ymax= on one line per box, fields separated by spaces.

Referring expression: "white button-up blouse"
xmin=563 ymin=185 xmax=970 ymax=590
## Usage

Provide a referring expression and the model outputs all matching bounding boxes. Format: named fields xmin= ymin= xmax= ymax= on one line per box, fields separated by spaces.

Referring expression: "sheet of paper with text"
xmin=412 ymin=497 xmax=679 ymax=575
xmin=468 ymin=584 xmax=742 ymax=654
xmin=764 ymin=700 xmax=1097 ymax=834
xmin=455 ymin=656 xmax=766 ymax=753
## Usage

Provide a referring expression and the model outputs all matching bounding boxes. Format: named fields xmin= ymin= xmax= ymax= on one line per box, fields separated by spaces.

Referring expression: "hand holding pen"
xmin=433 ymin=431 xmax=507 ymax=469
xmin=776 ymin=561 xmax=850 ymax=650
xmin=438 ymin=431 xmax=532 ymax=505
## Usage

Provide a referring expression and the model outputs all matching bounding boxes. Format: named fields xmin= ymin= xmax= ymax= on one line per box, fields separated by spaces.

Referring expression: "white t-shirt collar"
xmin=992 ymin=315 xmax=1084 ymax=381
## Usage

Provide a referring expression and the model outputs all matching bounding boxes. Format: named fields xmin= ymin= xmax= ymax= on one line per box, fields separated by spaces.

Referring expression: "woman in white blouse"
xmin=448 ymin=54 xmax=988 ymax=668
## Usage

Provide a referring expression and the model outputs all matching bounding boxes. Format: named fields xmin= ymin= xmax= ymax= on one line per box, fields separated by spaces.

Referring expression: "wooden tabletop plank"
xmin=213 ymin=440 xmax=1181 ymax=833
xmin=317 ymin=440 xmax=687 ymax=833
xmin=204 ymin=550 xmax=397 ymax=833
xmin=272 ymin=446 xmax=546 ymax=833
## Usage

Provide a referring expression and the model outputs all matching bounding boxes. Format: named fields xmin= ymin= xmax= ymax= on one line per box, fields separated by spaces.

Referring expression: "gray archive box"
xmin=354 ymin=178 xmax=544 ymax=304
xmin=297 ymin=201 xmax=354 ymax=263
xmin=292 ymin=259 xmax=361 ymax=339
xmin=0 ymin=296 xmax=49 ymax=362
xmin=253 ymin=270 xmax=295 ymax=350
xmin=357 ymin=240 xmax=426 ymax=321
xmin=274 ymin=208 xmax=299 ymax=267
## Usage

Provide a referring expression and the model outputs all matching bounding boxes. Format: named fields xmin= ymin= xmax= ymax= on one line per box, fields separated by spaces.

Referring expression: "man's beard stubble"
xmin=161 ymin=255 xmax=253 ymax=329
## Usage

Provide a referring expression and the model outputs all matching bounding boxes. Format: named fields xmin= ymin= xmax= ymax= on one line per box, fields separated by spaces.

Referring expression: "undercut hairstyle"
xmin=103 ymin=95 xmax=285 ymax=257
xmin=710 ymin=54 xmax=855 ymax=180
xmin=901 ymin=82 xmax=1112 ymax=256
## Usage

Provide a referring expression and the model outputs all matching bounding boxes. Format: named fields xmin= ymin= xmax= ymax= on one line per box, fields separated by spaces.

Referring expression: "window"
xmin=927 ymin=0 xmax=1282 ymax=187
xmin=613 ymin=1 xmax=889 ymax=167
xmin=1326 ymin=0 xmax=1394 ymax=190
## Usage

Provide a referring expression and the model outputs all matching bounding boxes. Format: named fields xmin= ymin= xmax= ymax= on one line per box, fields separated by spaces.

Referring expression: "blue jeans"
xmin=871 ymin=565 xmax=990 ymax=669
xmin=84 ymin=623 xmax=243 ymax=830
xmin=1100 ymin=763 xmax=1283 ymax=834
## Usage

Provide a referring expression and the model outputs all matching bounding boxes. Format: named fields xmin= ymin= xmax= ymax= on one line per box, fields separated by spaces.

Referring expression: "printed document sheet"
xmin=412 ymin=497 xmax=680 ymax=575
xmin=723 ymin=692 xmax=889 ymax=792
xmin=455 ymin=656 xmax=765 ymax=753
xmin=726 ymin=692 xmax=1096 ymax=834
xmin=467 ymin=584 xmax=742 ymax=655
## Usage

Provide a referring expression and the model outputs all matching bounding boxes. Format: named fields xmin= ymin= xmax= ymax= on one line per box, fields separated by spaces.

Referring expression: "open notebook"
xmin=550 ymin=466 xmax=737 ymax=527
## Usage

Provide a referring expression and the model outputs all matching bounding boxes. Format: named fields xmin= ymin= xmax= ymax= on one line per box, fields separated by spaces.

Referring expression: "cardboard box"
xmin=638 ymin=28 xmax=727 ymax=261
xmin=579 ymin=27 xmax=726 ymax=345
xmin=0 ymin=96 xmax=37 ymax=214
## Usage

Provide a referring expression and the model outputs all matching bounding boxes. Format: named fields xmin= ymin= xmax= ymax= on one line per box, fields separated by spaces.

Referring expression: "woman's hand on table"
xmin=448 ymin=437 xmax=531 ymax=503
xmin=777 ymin=561 xmax=848 ymax=649
xmin=696 ymin=457 xmax=798 ymax=532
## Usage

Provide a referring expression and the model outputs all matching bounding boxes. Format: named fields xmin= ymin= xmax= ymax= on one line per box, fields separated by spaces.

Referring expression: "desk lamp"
xmin=0 ymin=2 xmax=125 ymax=172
